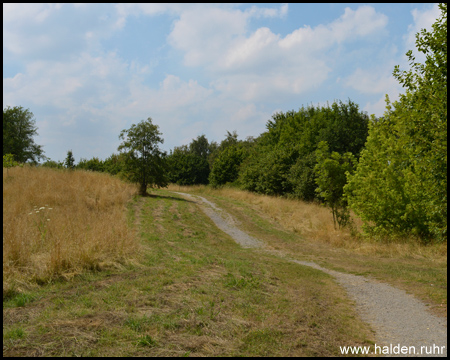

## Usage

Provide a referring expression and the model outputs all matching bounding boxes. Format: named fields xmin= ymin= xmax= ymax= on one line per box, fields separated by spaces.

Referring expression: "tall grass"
xmin=3 ymin=166 xmax=139 ymax=293
xmin=168 ymin=185 xmax=447 ymax=259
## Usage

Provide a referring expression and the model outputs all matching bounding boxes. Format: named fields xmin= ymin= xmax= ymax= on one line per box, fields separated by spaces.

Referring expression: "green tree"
xmin=41 ymin=159 xmax=65 ymax=169
xmin=287 ymin=152 xmax=317 ymax=201
xmin=3 ymin=106 xmax=45 ymax=163
xmin=118 ymin=117 xmax=168 ymax=196
xmin=209 ymin=144 xmax=247 ymax=188
xmin=239 ymin=145 xmax=298 ymax=196
xmin=189 ymin=134 xmax=212 ymax=160
xmin=345 ymin=4 xmax=447 ymax=241
xmin=167 ymin=145 xmax=210 ymax=185
xmin=3 ymin=153 xmax=23 ymax=177
xmin=65 ymin=150 xmax=75 ymax=170
xmin=315 ymin=141 xmax=356 ymax=229
xmin=103 ymin=153 xmax=127 ymax=176
xmin=76 ymin=156 xmax=105 ymax=172
xmin=208 ymin=131 xmax=238 ymax=168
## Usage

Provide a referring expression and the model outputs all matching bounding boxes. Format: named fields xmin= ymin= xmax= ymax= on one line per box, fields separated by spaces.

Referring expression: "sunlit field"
xmin=3 ymin=166 xmax=139 ymax=294
xmin=168 ymin=184 xmax=447 ymax=259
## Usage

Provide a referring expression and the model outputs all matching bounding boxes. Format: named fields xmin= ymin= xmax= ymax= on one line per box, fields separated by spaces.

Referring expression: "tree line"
xmin=3 ymin=4 xmax=446 ymax=242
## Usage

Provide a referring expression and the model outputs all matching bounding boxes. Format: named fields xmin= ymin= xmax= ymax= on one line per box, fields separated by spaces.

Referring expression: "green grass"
xmin=3 ymin=189 xmax=375 ymax=356
xmin=182 ymin=187 xmax=447 ymax=317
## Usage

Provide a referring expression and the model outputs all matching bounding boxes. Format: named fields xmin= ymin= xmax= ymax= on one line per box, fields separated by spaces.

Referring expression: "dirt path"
xmin=172 ymin=191 xmax=447 ymax=357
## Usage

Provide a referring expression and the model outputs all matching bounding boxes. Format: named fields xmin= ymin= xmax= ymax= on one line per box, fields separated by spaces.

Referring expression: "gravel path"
xmin=172 ymin=192 xmax=263 ymax=248
xmin=172 ymin=192 xmax=447 ymax=357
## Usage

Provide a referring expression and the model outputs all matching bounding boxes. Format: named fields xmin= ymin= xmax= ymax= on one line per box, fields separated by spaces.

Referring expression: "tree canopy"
xmin=345 ymin=4 xmax=447 ymax=242
xmin=118 ymin=118 xmax=168 ymax=195
xmin=3 ymin=106 xmax=45 ymax=163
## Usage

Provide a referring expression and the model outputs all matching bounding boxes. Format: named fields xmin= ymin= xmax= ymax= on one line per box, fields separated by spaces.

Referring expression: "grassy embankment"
xmin=168 ymin=184 xmax=447 ymax=318
xmin=4 ymin=166 xmax=375 ymax=356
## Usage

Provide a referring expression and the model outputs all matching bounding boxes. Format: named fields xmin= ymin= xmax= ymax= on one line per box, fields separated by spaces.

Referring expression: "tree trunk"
xmin=139 ymin=182 xmax=147 ymax=196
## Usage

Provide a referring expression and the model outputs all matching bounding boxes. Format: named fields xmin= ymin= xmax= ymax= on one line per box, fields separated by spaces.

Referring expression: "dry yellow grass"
xmin=168 ymin=184 xmax=447 ymax=259
xmin=3 ymin=166 xmax=139 ymax=293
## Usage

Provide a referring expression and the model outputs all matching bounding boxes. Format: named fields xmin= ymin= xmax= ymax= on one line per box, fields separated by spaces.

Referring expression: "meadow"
xmin=168 ymin=184 xmax=447 ymax=317
xmin=3 ymin=166 xmax=139 ymax=295
xmin=3 ymin=167 xmax=446 ymax=356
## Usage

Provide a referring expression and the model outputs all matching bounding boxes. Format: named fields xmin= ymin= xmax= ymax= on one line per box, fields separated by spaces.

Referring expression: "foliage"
xmin=3 ymin=153 xmax=22 ymax=169
xmin=3 ymin=153 xmax=23 ymax=177
xmin=167 ymin=135 xmax=215 ymax=185
xmin=238 ymin=99 xmax=369 ymax=200
xmin=261 ymin=100 xmax=369 ymax=157
xmin=314 ymin=142 xmax=356 ymax=229
xmin=65 ymin=150 xmax=75 ymax=170
xmin=287 ymin=152 xmax=317 ymax=201
xmin=3 ymin=106 xmax=45 ymax=163
xmin=209 ymin=143 xmax=247 ymax=188
xmin=239 ymin=145 xmax=298 ymax=196
xmin=118 ymin=117 xmax=168 ymax=195
xmin=168 ymin=145 xmax=210 ymax=185
xmin=208 ymin=131 xmax=238 ymax=168
xmin=103 ymin=153 xmax=127 ymax=176
xmin=345 ymin=4 xmax=447 ymax=242
xmin=77 ymin=156 xmax=104 ymax=172
xmin=189 ymin=134 xmax=213 ymax=160
xmin=41 ymin=159 xmax=65 ymax=169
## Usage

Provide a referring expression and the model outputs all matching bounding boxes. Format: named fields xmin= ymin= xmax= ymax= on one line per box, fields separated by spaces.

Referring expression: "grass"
xmin=168 ymin=184 xmax=447 ymax=318
xmin=3 ymin=166 xmax=139 ymax=295
xmin=3 ymin=171 xmax=376 ymax=356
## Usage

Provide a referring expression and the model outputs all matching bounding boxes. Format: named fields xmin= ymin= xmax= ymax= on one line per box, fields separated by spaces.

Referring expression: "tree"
xmin=189 ymin=134 xmax=212 ymax=160
xmin=118 ymin=117 xmax=168 ymax=196
xmin=209 ymin=144 xmax=247 ymax=188
xmin=41 ymin=158 xmax=65 ymax=169
xmin=3 ymin=153 xmax=23 ymax=177
xmin=76 ymin=156 xmax=104 ymax=172
xmin=167 ymin=134 xmax=216 ymax=185
xmin=65 ymin=150 xmax=75 ymax=170
xmin=345 ymin=4 xmax=447 ymax=241
xmin=167 ymin=145 xmax=210 ymax=185
xmin=3 ymin=106 xmax=45 ymax=163
xmin=315 ymin=141 xmax=356 ymax=229
xmin=239 ymin=144 xmax=298 ymax=196
xmin=288 ymin=152 xmax=317 ymax=201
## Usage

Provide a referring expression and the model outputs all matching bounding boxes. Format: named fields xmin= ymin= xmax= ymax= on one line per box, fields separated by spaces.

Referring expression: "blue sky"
xmin=3 ymin=3 xmax=441 ymax=163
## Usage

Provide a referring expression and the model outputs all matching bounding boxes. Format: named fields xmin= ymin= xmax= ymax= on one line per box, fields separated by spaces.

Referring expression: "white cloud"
xmin=405 ymin=3 xmax=440 ymax=55
xmin=330 ymin=6 xmax=388 ymax=42
xmin=2 ymin=3 xmax=60 ymax=24
xmin=167 ymin=5 xmax=388 ymax=102
xmin=168 ymin=7 xmax=248 ymax=67
xmin=222 ymin=27 xmax=279 ymax=69
xmin=344 ymin=67 xmax=399 ymax=95
xmin=246 ymin=3 xmax=288 ymax=19
xmin=3 ymin=3 xmax=414 ymax=161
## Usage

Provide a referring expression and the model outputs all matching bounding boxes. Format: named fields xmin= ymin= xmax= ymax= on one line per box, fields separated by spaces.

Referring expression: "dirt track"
xmin=172 ymin=191 xmax=447 ymax=357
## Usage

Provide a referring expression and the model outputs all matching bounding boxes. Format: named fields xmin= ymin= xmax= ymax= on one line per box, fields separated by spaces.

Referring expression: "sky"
xmin=3 ymin=3 xmax=441 ymax=163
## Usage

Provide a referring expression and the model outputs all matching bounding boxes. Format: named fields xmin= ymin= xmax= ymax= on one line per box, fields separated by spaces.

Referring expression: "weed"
xmin=4 ymin=327 xmax=26 ymax=340
xmin=137 ymin=335 xmax=158 ymax=347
